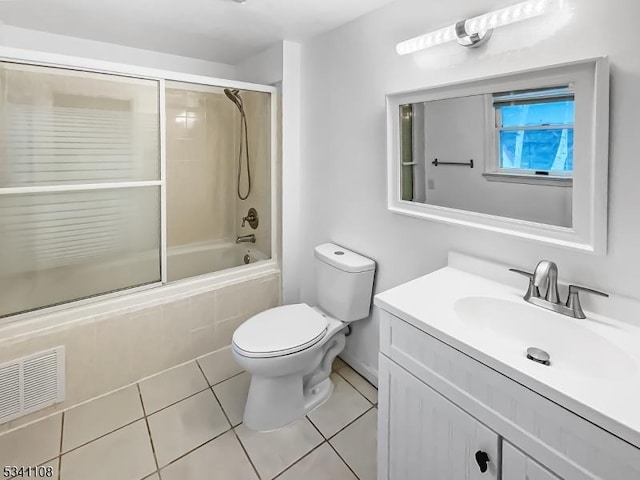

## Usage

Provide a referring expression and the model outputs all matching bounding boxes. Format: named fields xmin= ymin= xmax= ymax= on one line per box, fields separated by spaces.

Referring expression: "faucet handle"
xmin=509 ymin=268 xmax=540 ymax=300
xmin=566 ymin=285 xmax=609 ymax=319
xmin=509 ymin=268 xmax=533 ymax=279
xmin=242 ymin=208 xmax=259 ymax=230
xmin=568 ymin=285 xmax=609 ymax=298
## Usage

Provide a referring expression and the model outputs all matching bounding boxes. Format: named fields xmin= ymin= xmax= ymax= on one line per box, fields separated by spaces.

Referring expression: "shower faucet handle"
xmin=242 ymin=208 xmax=259 ymax=230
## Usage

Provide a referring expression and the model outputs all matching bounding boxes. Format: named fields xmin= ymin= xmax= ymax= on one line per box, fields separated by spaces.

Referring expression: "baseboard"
xmin=338 ymin=350 xmax=378 ymax=387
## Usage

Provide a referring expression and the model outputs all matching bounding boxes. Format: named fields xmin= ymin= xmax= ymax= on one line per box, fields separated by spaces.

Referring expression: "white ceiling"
xmin=0 ymin=0 xmax=398 ymax=64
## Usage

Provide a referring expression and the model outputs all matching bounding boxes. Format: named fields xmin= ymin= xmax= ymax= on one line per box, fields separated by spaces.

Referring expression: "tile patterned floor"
xmin=0 ymin=351 xmax=377 ymax=480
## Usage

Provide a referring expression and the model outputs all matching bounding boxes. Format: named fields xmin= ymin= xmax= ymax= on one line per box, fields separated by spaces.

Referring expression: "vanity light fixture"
xmin=396 ymin=0 xmax=564 ymax=55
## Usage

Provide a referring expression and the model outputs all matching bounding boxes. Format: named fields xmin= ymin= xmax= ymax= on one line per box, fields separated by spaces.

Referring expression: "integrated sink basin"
xmin=454 ymin=296 xmax=638 ymax=380
xmin=374 ymin=255 xmax=640 ymax=448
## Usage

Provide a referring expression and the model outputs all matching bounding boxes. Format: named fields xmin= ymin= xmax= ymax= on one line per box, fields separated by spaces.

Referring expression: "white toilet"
xmin=232 ymin=243 xmax=376 ymax=431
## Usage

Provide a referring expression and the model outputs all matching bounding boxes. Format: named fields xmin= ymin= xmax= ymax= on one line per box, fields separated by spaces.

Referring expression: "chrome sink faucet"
xmin=532 ymin=260 xmax=559 ymax=304
xmin=510 ymin=260 xmax=608 ymax=319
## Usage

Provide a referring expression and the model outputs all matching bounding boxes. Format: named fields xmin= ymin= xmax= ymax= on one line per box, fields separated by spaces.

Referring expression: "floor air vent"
xmin=0 ymin=346 xmax=65 ymax=424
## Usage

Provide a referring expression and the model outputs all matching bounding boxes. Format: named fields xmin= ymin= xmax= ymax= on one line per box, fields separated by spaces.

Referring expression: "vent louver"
xmin=0 ymin=347 xmax=65 ymax=424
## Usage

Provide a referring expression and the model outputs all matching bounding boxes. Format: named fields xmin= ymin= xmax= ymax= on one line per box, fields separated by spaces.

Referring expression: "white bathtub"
xmin=167 ymin=241 xmax=269 ymax=282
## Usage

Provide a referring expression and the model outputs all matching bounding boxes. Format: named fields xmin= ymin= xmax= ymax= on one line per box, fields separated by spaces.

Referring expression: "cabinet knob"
xmin=475 ymin=450 xmax=490 ymax=473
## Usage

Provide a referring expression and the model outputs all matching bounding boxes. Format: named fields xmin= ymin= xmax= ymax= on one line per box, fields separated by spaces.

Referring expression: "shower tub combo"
xmin=0 ymin=51 xmax=277 ymax=321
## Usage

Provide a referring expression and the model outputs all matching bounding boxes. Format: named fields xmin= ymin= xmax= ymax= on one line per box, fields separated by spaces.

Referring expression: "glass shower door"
xmin=0 ymin=62 xmax=161 ymax=317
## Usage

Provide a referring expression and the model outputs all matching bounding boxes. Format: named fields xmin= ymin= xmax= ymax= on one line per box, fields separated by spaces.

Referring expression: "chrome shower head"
xmin=224 ymin=88 xmax=243 ymax=110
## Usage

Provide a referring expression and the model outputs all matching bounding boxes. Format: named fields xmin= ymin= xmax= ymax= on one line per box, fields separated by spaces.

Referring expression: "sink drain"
xmin=526 ymin=347 xmax=551 ymax=366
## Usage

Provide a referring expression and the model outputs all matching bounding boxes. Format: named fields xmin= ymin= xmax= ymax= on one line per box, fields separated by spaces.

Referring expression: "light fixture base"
xmin=455 ymin=20 xmax=493 ymax=48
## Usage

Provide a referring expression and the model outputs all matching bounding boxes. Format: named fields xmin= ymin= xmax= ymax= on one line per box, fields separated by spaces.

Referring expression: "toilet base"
xmin=242 ymin=374 xmax=335 ymax=432
xmin=236 ymin=316 xmax=348 ymax=432
xmin=303 ymin=377 xmax=334 ymax=413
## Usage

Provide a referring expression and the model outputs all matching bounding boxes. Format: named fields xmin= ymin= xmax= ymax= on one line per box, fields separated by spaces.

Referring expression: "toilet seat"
xmin=232 ymin=304 xmax=328 ymax=358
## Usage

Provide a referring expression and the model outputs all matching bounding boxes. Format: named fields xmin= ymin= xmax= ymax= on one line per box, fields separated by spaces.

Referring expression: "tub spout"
xmin=236 ymin=234 xmax=256 ymax=244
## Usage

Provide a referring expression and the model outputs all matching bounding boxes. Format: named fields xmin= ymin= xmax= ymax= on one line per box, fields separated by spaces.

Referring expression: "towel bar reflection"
xmin=432 ymin=158 xmax=474 ymax=168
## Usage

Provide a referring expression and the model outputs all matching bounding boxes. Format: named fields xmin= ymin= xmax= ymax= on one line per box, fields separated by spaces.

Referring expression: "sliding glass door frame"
xmin=0 ymin=46 xmax=279 ymax=324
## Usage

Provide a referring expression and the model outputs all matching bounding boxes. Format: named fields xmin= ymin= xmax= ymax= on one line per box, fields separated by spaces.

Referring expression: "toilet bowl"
xmin=232 ymin=243 xmax=376 ymax=431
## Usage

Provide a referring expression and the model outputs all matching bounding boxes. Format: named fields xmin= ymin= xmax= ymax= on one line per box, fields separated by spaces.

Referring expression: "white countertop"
xmin=374 ymin=264 xmax=640 ymax=449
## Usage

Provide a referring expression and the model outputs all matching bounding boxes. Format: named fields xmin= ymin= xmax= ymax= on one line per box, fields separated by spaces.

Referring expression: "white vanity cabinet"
xmin=379 ymin=356 xmax=500 ymax=479
xmin=377 ymin=310 xmax=640 ymax=480
xmin=502 ymin=442 xmax=561 ymax=480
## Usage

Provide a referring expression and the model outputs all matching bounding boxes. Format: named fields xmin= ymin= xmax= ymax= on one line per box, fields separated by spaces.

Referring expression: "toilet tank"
xmin=314 ymin=243 xmax=376 ymax=322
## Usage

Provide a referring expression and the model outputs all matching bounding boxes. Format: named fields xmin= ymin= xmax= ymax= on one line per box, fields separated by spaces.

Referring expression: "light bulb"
xmin=396 ymin=25 xmax=457 ymax=55
xmin=396 ymin=0 xmax=563 ymax=55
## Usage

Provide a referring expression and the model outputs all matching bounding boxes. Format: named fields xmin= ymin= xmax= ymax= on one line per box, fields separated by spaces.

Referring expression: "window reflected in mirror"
xmin=493 ymin=86 xmax=575 ymax=176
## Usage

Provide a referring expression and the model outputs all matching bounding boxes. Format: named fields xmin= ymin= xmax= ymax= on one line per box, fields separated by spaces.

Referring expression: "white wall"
xmin=234 ymin=41 xmax=302 ymax=305
xmin=299 ymin=0 xmax=640 ymax=383
xmin=280 ymin=42 xmax=302 ymax=304
xmin=235 ymin=43 xmax=284 ymax=85
xmin=0 ymin=24 xmax=236 ymax=78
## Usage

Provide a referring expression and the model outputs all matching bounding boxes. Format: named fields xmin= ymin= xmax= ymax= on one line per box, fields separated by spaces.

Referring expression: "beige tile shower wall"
xmin=166 ymin=87 xmax=237 ymax=248
xmin=0 ymin=271 xmax=280 ymax=434
xmin=235 ymin=91 xmax=272 ymax=257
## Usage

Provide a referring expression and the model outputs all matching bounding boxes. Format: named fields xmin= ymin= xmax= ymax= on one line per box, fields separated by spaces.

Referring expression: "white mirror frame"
xmin=387 ymin=57 xmax=610 ymax=255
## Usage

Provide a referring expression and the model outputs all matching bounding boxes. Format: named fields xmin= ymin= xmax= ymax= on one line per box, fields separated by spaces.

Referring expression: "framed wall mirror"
xmin=387 ymin=58 xmax=609 ymax=254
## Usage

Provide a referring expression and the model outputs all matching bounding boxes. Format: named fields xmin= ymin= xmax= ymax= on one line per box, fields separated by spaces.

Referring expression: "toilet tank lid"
xmin=314 ymin=243 xmax=375 ymax=273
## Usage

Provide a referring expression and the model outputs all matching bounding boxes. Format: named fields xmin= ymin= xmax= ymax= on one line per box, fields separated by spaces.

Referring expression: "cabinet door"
xmin=502 ymin=442 xmax=561 ymax=480
xmin=378 ymin=355 xmax=500 ymax=480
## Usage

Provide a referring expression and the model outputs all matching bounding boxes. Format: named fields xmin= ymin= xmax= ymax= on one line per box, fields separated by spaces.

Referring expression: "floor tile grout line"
xmin=13 ymin=358 xmax=366 ymax=480
xmin=270 ymin=441 xmax=327 ymax=480
xmin=5 ymin=354 xmax=247 ymax=477
xmin=148 ymin=385 xmax=237 ymax=470
xmin=305 ymin=414 xmax=328 ymax=441
xmin=195 ymin=357 xmax=245 ymax=388
xmin=144 ymin=385 xmax=212 ymax=417
xmin=325 ymin=405 xmax=378 ymax=480
xmin=338 ymin=364 xmax=378 ymax=390
xmin=0 ymin=355 xmax=239 ymax=443
xmin=57 ymin=412 xmax=64 ymax=480
xmin=326 ymin=406 xmax=376 ymax=443
xmin=59 ymin=383 xmax=223 ymax=460
xmin=68 ymin=409 xmax=357 ymax=479
xmin=195 ymin=359 xmax=243 ymax=439
xmin=209 ymin=387 xmax=234 ymax=433
xmin=335 ymin=367 xmax=377 ymax=406
xmin=231 ymin=428 xmax=262 ymax=480
xmin=200 ymin=357 xmax=261 ymax=480
xmin=304 ymin=415 xmax=363 ymax=480
xmin=211 ymin=369 xmax=246 ymax=387
xmin=306 ymin=403 xmax=375 ymax=444
xmin=326 ymin=439 xmax=362 ymax=480
xmin=137 ymin=383 xmax=162 ymax=480
xmin=195 ymin=359 xmax=214 ymax=388
xmin=157 ymin=426 xmax=233 ymax=470
xmin=58 ymin=415 xmax=144 ymax=457
xmin=209 ymin=385 xmax=262 ymax=480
